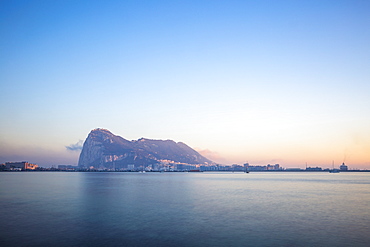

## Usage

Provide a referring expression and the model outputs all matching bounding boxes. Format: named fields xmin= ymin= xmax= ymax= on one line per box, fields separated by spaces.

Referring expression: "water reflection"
xmin=1 ymin=172 xmax=369 ymax=246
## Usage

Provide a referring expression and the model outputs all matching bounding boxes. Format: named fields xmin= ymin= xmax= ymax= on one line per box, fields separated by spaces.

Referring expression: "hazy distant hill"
xmin=78 ymin=128 xmax=213 ymax=169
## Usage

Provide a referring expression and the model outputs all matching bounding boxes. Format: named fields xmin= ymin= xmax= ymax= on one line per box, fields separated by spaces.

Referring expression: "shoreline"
xmin=1 ymin=170 xmax=369 ymax=173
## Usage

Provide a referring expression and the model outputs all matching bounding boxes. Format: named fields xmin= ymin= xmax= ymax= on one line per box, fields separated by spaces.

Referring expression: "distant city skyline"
xmin=1 ymin=0 xmax=369 ymax=168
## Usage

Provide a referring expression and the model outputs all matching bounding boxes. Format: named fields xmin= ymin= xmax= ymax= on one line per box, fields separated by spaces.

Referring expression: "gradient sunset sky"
xmin=1 ymin=0 xmax=369 ymax=168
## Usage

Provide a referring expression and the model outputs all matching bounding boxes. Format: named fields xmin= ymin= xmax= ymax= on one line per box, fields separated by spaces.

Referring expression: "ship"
xmin=329 ymin=161 xmax=340 ymax=173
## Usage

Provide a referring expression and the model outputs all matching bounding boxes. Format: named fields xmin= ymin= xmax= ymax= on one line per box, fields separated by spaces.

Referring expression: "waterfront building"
xmin=244 ymin=163 xmax=282 ymax=171
xmin=175 ymin=163 xmax=196 ymax=171
xmin=267 ymin=164 xmax=280 ymax=170
xmin=58 ymin=165 xmax=79 ymax=171
xmin=5 ymin=161 xmax=38 ymax=170
xmin=306 ymin=167 xmax=322 ymax=171
xmin=231 ymin=164 xmax=245 ymax=171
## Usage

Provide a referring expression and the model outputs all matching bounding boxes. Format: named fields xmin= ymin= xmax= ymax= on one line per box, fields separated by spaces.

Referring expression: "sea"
xmin=1 ymin=171 xmax=369 ymax=247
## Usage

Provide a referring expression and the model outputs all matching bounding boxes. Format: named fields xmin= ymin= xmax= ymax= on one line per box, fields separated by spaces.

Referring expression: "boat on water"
xmin=329 ymin=161 xmax=340 ymax=173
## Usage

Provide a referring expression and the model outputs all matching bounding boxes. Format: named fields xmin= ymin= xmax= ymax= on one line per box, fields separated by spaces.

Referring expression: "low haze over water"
xmin=1 ymin=172 xmax=369 ymax=246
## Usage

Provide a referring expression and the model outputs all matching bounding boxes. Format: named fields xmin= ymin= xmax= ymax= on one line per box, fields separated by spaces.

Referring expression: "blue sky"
xmin=1 ymin=0 xmax=369 ymax=168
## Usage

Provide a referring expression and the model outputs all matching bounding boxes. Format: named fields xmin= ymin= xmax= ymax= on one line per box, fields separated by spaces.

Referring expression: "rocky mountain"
xmin=78 ymin=128 xmax=213 ymax=169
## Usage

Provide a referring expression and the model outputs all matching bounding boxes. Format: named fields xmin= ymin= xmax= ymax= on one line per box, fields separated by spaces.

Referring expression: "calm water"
xmin=1 ymin=172 xmax=369 ymax=247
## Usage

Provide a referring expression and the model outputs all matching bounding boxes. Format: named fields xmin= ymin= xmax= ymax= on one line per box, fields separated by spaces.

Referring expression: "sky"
xmin=1 ymin=0 xmax=369 ymax=169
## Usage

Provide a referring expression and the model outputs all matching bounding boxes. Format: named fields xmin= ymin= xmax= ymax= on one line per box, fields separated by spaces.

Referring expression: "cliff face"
xmin=78 ymin=128 xmax=212 ymax=169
